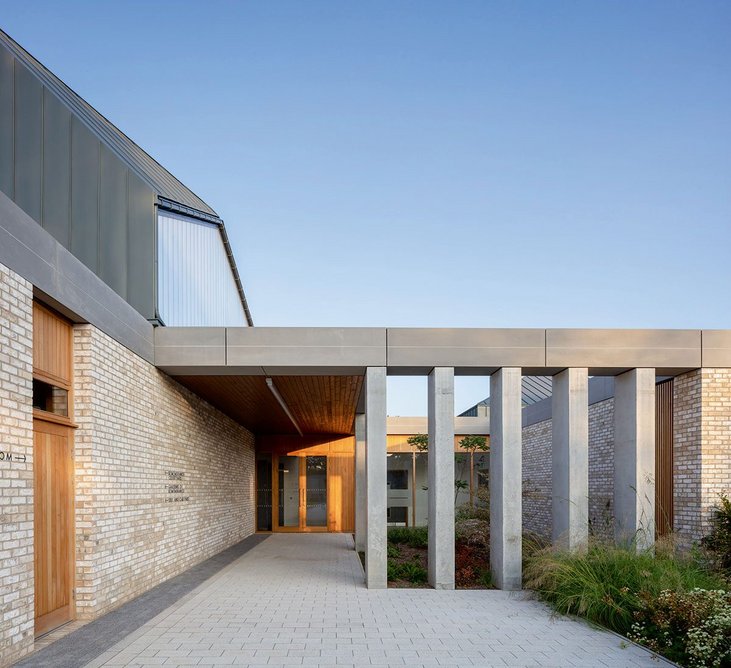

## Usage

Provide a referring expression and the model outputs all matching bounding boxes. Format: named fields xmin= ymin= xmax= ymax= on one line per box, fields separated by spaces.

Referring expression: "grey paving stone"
xmin=21 ymin=533 xmax=678 ymax=668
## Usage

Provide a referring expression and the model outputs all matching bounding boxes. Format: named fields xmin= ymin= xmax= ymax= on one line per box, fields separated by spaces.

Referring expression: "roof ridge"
xmin=0 ymin=28 xmax=218 ymax=217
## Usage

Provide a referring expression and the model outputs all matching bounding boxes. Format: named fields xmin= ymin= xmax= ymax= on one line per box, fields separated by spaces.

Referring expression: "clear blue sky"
xmin=4 ymin=1 xmax=730 ymax=414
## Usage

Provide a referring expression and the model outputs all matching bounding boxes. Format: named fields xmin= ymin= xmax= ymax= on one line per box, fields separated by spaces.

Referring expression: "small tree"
xmin=458 ymin=435 xmax=489 ymax=506
xmin=407 ymin=433 xmax=428 ymax=452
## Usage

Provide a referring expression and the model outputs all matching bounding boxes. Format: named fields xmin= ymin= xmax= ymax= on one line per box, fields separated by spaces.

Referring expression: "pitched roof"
xmin=0 ymin=29 xmax=218 ymax=218
xmin=458 ymin=376 xmax=553 ymax=416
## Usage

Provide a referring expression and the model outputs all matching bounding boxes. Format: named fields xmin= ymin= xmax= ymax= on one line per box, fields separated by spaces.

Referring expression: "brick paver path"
xmin=86 ymin=533 xmax=671 ymax=668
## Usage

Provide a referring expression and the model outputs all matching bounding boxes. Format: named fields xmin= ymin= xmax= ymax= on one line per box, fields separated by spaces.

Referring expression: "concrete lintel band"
xmin=354 ymin=413 xmax=366 ymax=553
xmin=364 ymin=367 xmax=387 ymax=589
xmin=552 ymin=367 xmax=589 ymax=552
xmin=490 ymin=367 xmax=523 ymax=590
xmin=614 ymin=368 xmax=656 ymax=551
xmin=427 ymin=366 xmax=455 ymax=589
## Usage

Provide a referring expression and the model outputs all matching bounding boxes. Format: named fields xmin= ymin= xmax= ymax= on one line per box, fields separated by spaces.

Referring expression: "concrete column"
xmin=428 ymin=367 xmax=455 ymax=589
xmin=365 ymin=367 xmax=387 ymax=588
xmin=489 ymin=367 xmax=523 ymax=590
xmin=552 ymin=368 xmax=589 ymax=552
xmin=354 ymin=413 xmax=366 ymax=553
xmin=614 ymin=368 xmax=656 ymax=551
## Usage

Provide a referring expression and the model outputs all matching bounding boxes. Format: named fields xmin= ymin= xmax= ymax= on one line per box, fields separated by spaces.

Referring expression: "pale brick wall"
xmin=522 ymin=419 xmax=551 ymax=537
xmin=699 ymin=369 xmax=731 ymax=535
xmin=587 ymin=399 xmax=614 ymax=540
xmin=522 ymin=398 xmax=615 ymax=541
xmin=73 ymin=324 xmax=255 ymax=619
xmin=0 ymin=263 xmax=34 ymax=665
xmin=674 ymin=369 xmax=731 ymax=545
xmin=673 ymin=370 xmax=702 ymax=543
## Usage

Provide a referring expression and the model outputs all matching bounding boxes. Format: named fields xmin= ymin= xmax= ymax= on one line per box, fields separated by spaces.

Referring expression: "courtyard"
xmin=22 ymin=534 xmax=671 ymax=668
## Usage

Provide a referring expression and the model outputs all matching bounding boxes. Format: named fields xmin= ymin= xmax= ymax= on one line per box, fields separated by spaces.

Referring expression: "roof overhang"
xmin=155 ymin=326 xmax=731 ymax=377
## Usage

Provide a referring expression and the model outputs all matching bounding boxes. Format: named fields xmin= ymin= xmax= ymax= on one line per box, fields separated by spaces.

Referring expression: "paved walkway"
xmin=84 ymin=534 xmax=670 ymax=668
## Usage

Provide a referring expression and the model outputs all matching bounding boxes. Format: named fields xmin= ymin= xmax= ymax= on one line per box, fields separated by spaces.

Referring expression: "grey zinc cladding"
xmin=0 ymin=30 xmax=216 ymax=216
xmin=0 ymin=29 xmax=253 ymax=325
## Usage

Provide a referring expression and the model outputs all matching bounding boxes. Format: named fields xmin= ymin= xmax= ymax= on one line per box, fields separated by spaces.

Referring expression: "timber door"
xmin=33 ymin=418 xmax=74 ymax=635
xmin=32 ymin=301 xmax=75 ymax=636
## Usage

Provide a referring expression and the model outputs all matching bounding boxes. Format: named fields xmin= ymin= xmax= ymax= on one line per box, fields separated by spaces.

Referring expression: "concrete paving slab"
xmin=56 ymin=533 xmax=676 ymax=668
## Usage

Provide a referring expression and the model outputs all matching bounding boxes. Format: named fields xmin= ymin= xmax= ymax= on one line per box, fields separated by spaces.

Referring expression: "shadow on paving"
xmin=14 ymin=534 xmax=269 ymax=668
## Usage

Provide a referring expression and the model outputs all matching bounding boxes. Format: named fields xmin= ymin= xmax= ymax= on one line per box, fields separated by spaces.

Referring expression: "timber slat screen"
xmin=655 ymin=379 xmax=674 ymax=537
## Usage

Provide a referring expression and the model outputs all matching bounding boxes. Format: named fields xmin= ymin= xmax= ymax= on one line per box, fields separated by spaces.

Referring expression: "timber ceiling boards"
xmin=174 ymin=375 xmax=362 ymax=436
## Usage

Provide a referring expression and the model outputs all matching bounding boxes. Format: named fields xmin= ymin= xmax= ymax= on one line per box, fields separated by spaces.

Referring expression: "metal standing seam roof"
xmin=459 ymin=376 xmax=553 ymax=416
xmin=0 ymin=29 xmax=218 ymax=217
xmin=1 ymin=29 xmax=255 ymax=326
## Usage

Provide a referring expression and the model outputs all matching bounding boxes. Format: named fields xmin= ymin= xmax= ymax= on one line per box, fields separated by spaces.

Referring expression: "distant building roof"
xmin=459 ymin=376 xmax=553 ymax=416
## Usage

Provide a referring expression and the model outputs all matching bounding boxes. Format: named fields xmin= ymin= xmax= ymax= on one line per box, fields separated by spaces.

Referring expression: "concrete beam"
xmin=546 ymin=329 xmax=701 ymax=371
xmin=552 ymin=368 xmax=589 ymax=552
xmin=365 ymin=367 xmax=387 ymax=589
xmin=386 ymin=415 xmax=489 ymax=436
xmin=155 ymin=327 xmax=226 ymax=367
xmin=428 ymin=367 xmax=455 ymax=590
xmin=702 ymin=330 xmax=731 ymax=368
xmin=614 ymin=368 xmax=656 ymax=551
xmin=354 ymin=413 xmax=366 ymax=553
xmin=228 ymin=327 xmax=387 ymax=371
xmin=387 ymin=328 xmax=545 ymax=373
xmin=490 ymin=367 xmax=523 ymax=590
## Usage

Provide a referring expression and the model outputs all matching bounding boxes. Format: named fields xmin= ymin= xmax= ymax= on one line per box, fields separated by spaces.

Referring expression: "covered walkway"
xmin=76 ymin=534 xmax=667 ymax=668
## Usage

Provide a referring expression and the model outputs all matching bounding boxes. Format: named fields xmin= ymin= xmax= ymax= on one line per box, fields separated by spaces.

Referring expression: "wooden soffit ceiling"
xmin=174 ymin=375 xmax=363 ymax=436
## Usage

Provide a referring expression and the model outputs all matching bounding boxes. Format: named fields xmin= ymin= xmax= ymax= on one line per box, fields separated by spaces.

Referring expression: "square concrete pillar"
xmin=365 ymin=367 xmax=387 ymax=588
xmin=552 ymin=368 xmax=589 ymax=552
xmin=428 ymin=367 xmax=455 ymax=590
xmin=614 ymin=368 xmax=656 ymax=551
xmin=354 ymin=413 xmax=366 ymax=553
xmin=490 ymin=367 xmax=523 ymax=590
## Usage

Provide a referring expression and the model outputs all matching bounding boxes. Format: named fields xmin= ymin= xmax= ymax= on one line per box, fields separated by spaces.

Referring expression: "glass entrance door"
xmin=278 ymin=455 xmax=300 ymax=528
xmin=274 ymin=454 xmax=328 ymax=531
xmin=305 ymin=456 xmax=327 ymax=527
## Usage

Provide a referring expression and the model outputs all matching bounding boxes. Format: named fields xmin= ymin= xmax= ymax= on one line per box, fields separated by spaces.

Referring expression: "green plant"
xmin=387 ymin=557 xmax=428 ymax=584
xmin=458 ymin=435 xmax=489 ymax=506
xmin=387 ymin=544 xmax=401 ymax=559
xmin=702 ymin=493 xmax=731 ymax=574
xmin=525 ymin=542 xmax=727 ymax=636
xmin=454 ymin=478 xmax=468 ymax=504
xmin=629 ymin=588 xmax=731 ymax=667
xmin=456 ymin=485 xmax=490 ymax=522
xmin=407 ymin=433 xmax=428 ymax=452
xmin=388 ymin=526 xmax=428 ymax=548
xmin=478 ymin=569 xmax=493 ymax=588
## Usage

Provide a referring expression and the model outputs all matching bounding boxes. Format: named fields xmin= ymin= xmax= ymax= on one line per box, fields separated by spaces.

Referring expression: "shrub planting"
xmin=524 ymin=542 xmax=727 ymax=635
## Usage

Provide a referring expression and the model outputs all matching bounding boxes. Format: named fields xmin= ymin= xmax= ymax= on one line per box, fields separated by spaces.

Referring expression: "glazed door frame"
xmin=272 ymin=454 xmax=328 ymax=532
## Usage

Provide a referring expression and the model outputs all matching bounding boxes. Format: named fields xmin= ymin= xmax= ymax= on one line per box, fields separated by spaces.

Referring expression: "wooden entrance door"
xmin=33 ymin=418 xmax=74 ymax=636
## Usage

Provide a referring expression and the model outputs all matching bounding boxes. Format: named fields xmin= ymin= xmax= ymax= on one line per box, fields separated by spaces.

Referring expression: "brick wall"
xmin=674 ymin=369 xmax=731 ymax=545
xmin=73 ymin=324 xmax=256 ymax=619
xmin=522 ymin=398 xmax=615 ymax=541
xmin=0 ymin=263 xmax=34 ymax=665
xmin=522 ymin=419 xmax=551 ymax=537
xmin=587 ymin=399 xmax=614 ymax=540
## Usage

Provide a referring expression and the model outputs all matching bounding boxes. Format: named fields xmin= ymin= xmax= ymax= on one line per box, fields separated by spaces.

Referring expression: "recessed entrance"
xmin=32 ymin=302 xmax=76 ymax=636
xmin=256 ymin=436 xmax=355 ymax=533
